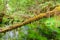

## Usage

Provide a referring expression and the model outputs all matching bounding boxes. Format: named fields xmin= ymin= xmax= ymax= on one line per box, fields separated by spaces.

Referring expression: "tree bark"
xmin=0 ymin=6 xmax=60 ymax=33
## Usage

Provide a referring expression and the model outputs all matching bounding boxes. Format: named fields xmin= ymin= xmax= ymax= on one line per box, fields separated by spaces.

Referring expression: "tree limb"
xmin=0 ymin=6 xmax=60 ymax=33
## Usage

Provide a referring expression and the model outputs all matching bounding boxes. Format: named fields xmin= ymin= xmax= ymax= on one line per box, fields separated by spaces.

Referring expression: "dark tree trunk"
xmin=0 ymin=12 xmax=5 ymax=23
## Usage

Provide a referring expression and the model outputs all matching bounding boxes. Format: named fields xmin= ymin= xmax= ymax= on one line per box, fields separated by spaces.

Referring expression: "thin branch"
xmin=0 ymin=6 xmax=60 ymax=33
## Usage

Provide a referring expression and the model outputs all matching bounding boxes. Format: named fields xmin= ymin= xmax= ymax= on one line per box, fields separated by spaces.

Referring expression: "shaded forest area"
xmin=0 ymin=0 xmax=60 ymax=40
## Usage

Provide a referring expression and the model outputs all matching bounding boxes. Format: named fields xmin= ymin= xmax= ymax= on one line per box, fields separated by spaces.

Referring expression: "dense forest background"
xmin=0 ymin=0 xmax=60 ymax=40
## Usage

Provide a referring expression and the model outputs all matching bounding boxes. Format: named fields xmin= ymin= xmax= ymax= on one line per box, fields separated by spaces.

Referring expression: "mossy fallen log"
xmin=0 ymin=6 xmax=60 ymax=33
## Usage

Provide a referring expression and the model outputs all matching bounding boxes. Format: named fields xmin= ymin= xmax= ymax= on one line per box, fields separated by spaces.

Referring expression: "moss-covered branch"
xmin=0 ymin=6 xmax=60 ymax=33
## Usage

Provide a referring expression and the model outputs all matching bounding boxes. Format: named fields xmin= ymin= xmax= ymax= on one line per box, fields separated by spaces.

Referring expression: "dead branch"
xmin=0 ymin=6 xmax=60 ymax=33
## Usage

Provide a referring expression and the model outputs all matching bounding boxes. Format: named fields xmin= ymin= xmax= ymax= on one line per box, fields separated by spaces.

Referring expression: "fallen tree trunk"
xmin=0 ymin=6 xmax=60 ymax=33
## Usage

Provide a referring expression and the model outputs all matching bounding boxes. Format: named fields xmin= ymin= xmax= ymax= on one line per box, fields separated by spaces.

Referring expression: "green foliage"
xmin=0 ymin=0 xmax=60 ymax=40
xmin=0 ymin=33 xmax=5 ymax=38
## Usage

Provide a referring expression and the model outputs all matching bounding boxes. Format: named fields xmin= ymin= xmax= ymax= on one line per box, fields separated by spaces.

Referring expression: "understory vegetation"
xmin=0 ymin=0 xmax=60 ymax=40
